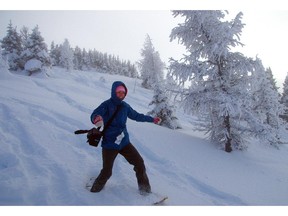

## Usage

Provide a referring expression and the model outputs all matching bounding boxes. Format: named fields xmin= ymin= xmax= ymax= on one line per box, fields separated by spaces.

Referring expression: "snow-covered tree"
xmin=250 ymin=58 xmax=285 ymax=145
xmin=148 ymin=84 xmax=181 ymax=129
xmin=73 ymin=46 xmax=83 ymax=70
xmin=165 ymin=72 xmax=184 ymax=102
xmin=81 ymin=48 xmax=90 ymax=70
xmin=22 ymin=25 xmax=51 ymax=70
xmin=266 ymin=67 xmax=279 ymax=92
xmin=138 ymin=34 xmax=165 ymax=89
xmin=47 ymin=39 xmax=138 ymax=77
xmin=129 ymin=63 xmax=138 ymax=78
xmin=281 ymin=72 xmax=288 ymax=121
xmin=20 ymin=26 xmax=29 ymax=44
xmin=19 ymin=26 xmax=30 ymax=68
xmin=49 ymin=41 xmax=61 ymax=66
xmin=0 ymin=21 xmax=22 ymax=70
xmin=169 ymin=10 xmax=265 ymax=152
xmin=59 ymin=39 xmax=74 ymax=71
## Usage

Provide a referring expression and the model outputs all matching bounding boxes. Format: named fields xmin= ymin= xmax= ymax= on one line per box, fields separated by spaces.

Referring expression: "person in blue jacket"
xmin=90 ymin=81 xmax=161 ymax=194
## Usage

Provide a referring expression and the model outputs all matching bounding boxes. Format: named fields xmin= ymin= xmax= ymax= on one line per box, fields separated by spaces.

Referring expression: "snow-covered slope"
xmin=1 ymin=67 xmax=288 ymax=206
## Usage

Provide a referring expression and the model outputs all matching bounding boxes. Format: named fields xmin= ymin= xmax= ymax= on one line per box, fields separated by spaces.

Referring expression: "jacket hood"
xmin=111 ymin=81 xmax=128 ymax=104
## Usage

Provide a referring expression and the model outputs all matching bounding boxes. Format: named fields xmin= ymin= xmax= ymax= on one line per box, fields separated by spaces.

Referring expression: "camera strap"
xmin=101 ymin=105 xmax=122 ymax=135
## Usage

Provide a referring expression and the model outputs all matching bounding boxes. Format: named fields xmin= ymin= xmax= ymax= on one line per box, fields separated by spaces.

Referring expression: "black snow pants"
xmin=91 ymin=143 xmax=151 ymax=193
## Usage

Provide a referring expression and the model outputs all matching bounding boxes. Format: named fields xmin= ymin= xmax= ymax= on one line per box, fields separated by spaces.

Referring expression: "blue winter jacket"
xmin=90 ymin=81 xmax=154 ymax=150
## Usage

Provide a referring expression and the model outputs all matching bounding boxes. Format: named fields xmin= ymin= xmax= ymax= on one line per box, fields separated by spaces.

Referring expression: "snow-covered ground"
xmin=1 ymin=67 xmax=288 ymax=209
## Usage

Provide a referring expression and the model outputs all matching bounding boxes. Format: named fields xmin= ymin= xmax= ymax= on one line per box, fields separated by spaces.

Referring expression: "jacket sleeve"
xmin=127 ymin=104 xmax=154 ymax=123
xmin=90 ymin=101 xmax=108 ymax=124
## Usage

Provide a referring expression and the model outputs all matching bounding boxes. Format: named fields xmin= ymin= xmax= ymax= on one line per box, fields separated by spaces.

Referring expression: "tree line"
xmin=0 ymin=21 xmax=138 ymax=77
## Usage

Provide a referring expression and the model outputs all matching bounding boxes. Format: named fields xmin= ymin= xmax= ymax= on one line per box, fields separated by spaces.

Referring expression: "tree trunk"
xmin=216 ymin=57 xmax=233 ymax=152
xmin=224 ymin=114 xmax=233 ymax=152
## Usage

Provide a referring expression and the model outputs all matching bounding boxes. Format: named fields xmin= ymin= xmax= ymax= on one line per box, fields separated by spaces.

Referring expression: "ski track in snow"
xmin=0 ymin=99 xmax=79 ymax=205
xmin=1 ymin=68 xmax=288 ymax=206
xmin=32 ymin=80 xmax=92 ymax=115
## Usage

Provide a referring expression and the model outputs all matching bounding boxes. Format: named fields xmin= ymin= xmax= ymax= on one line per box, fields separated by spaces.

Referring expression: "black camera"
xmin=87 ymin=128 xmax=103 ymax=147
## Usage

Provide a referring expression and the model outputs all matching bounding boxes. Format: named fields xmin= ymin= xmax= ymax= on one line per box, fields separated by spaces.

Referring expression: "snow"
xmin=24 ymin=58 xmax=42 ymax=72
xmin=1 ymin=67 xmax=288 ymax=212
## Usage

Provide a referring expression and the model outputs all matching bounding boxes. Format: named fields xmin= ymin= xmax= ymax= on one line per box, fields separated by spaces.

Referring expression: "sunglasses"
xmin=116 ymin=91 xmax=126 ymax=95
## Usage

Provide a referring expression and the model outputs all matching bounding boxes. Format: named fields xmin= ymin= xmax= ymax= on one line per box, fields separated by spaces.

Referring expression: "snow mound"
xmin=24 ymin=59 xmax=42 ymax=72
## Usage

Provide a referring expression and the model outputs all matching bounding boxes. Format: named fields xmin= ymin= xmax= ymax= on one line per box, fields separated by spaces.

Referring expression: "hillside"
xmin=1 ymin=67 xmax=288 ymax=208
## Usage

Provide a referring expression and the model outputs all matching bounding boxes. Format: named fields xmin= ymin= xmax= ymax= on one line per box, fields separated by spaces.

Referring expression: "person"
xmin=89 ymin=81 xmax=161 ymax=194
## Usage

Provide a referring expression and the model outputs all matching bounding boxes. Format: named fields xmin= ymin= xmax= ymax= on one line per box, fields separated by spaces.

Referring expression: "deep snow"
xmin=1 ymin=67 xmax=288 ymax=208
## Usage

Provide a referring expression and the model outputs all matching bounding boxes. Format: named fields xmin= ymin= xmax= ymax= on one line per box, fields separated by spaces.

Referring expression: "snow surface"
xmin=1 ymin=67 xmax=288 ymax=210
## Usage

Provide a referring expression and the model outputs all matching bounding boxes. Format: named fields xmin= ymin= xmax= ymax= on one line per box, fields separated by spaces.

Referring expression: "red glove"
xmin=153 ymin=117 xmax=162 ymax=124
xmin=93 ymin=115 xmax=103 ymax=127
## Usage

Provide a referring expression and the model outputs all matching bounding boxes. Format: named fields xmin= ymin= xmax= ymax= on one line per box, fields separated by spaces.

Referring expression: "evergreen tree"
xmin=148 ymin=83 xmax=181 ymax=129
xmin=59 ymin=39 xmax=74 ymax=71
xmin=250 ymin=58 xmax=285 ymax=145
xmin=169 ymin=10 xmax=264 ymax=152
xmin=94 ymin=50 xmax=103 ymax=69
xmin=266 ymin=67 xmax=279 ymax=92
xmin=92 ymin=49 xmax=100 ymax=69
xmin=19 ymin=26 xmax=30 ymax=68
xmin=102 ymin=53 xmax=109 ymax=71
xmin=108 ymin=54 xmax=116 ymax=74
xmin=281 ymin=72 xmax=288 ymax=121
xmin=82 ymin=48 xmax=90 ymax=70
xmin=129 ymin=63 xmax=138 ymax=78
xmin=121 ymin=60 xmax=129 ymax=77
xmin=115 ymin=56 xmax=121 ymax=75
xmin=0 ymin=21 xmax=22 ymax=70
xmin=140 ymin=36 xmax=180 ymax=129
xmin=138 ymin=34 xmax=165 ymax=89
xmin=49 ymin=41 xmax=61 ymax=66
xmin=23 ymin=25 xmax=51 ymax=68
xmin=88 ymin=50 xmax=94 ymax=69
xmin=20 ymin=26 xmax=29 ymax=44
xmin=73 ymin=46 xmax=83 ymax=70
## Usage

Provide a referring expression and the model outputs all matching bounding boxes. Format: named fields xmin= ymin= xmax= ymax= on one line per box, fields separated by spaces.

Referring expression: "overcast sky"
xmin=1 ymin=2 xmax=288 ymax=90
xmin=0 ymin=11 xmax=184 ymax=63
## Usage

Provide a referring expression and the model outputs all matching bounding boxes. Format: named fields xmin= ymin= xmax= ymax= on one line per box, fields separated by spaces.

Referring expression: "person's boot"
xmin=139 ymin=185 xmax=152 ymax=195
xmin=90 ymin=180 xmax=105 ymax=193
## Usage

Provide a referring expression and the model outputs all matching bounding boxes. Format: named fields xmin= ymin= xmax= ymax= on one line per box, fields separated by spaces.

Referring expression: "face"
xmin=116 ymin=91 xmax=126 ymax=100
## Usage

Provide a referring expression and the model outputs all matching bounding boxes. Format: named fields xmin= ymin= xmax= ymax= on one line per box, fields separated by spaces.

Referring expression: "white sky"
xmin=1 ymin=0 xmax=288 ymax=90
